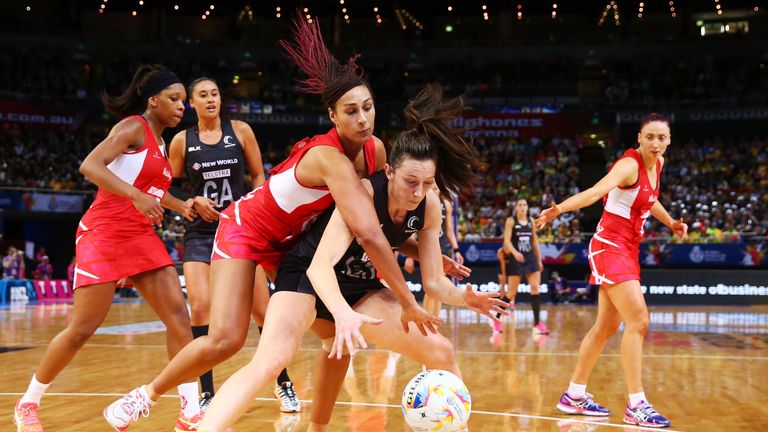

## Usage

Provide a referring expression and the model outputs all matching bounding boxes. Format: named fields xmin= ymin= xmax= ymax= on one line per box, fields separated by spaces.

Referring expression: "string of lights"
xmin=715 ymin=0 xmax=724 ymax=15
xmin=482 ymin=4 xmax=489 ymax=21
xmin=552 ymin=3 xmax=558 ymax=19
xmin=669 ymin=0 xmax=677 ymax=18
xmin=517 ymin=3 xmax=523 ymax=21
xmin=598 ymin=1 xmax=620 ymax=26
xmin=638 ymin=1 xmax=644 ymax=19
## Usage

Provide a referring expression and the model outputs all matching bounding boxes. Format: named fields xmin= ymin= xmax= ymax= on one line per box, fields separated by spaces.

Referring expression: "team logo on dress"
xmin=189 ymin=146 xmax=201 ymax=152
xmin=648 ymin=195 xmax=656 ymax=203
xmin=223 ymin=135 xmax=236 ymax=147
xmin=192 ymin=163 xmax=201 ymax=171
xmin=405 ymin=216 xmax=420 ymax=233
xmin=163 ymin=167 xmax=172 ymax=180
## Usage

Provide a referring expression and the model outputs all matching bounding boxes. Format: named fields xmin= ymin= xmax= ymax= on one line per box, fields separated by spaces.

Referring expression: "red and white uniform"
xmin=212 ymin=128 xmax=377 ymax=271
xmin=74 ymin=115 xmax=174 ymax=289
xmin=588 ymin=148 xmax=661 ymax=285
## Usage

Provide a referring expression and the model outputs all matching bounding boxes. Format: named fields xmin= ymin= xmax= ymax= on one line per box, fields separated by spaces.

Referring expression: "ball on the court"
xmin=401 ymin=369 xmax=471 ymax=432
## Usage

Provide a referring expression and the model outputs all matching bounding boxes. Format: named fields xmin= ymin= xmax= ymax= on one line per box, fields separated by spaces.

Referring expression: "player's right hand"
xmin=132 ymin=192 xmax=164 ymax=227
xmin=329 ymin=309 xmax=383 ymax=360
xmin=535 ymin=202 xmax=562 ymax=229
xmin=400 ymin=303 xmax=442 ymax=336
xmin=192 ymin=196 xmax=221 ymax=222
xmin=513 ymin=251 xmax=525 ymax=263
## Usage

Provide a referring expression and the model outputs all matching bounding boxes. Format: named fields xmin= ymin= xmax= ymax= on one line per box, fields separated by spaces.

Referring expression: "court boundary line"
xmin=3 ymin=342 xmax=767 ymax=361
xmin=0 ymin=392 xmax=682 ymax=432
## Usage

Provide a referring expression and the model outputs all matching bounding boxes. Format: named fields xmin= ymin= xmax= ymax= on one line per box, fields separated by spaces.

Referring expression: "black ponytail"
xmin=389 ymin=83 xmax=478 ymax=196
xmin=101 ymin=64 xmax=172 ymax=120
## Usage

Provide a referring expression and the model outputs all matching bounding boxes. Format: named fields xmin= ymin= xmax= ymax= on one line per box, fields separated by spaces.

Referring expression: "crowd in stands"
xmin=1 ymin=45 xmax=765 ymax=112
xmin=457 ymin=135 xmax=768 ymax=244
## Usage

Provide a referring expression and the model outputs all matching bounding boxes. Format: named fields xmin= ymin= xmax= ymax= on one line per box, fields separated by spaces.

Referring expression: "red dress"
xmin=212 ymin=128 xmax=377 ymax=271
xmin=588 ymin=148 xmax=661 ymax=285
xmin=74 ymin=116 xmax=174 ymax=289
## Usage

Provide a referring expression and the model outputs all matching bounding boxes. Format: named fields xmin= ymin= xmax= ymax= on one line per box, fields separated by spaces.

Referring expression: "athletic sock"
xmin=277 ymin=368 xmax=291 ymax=386
xmin=629 ymin=391 xmax=647 ymax=408
xmin=177 ymin=381 xmax=200 ymax=418
xmin=191 ymin=325 xmax=215 ymax=396
xmin=20 ymin=375 xmax=50 ymax=405
xmin=531 ymin=294 xmax=541 ymax=325
xmin=567 ymin=382 xmax=587 ymax=399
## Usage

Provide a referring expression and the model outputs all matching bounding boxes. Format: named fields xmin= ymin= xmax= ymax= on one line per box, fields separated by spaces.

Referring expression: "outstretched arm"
xmin=304 ymin=147 xmax=440 ymax=333
xmin=307 ymin=208 xmax=383 ymax=359
xmin=536 ymin=157 xmax=637 ymax=229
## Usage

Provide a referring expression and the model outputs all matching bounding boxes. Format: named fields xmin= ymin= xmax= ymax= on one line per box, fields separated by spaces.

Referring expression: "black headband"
xmin=139 ymin=70 xmax=182 ymax=98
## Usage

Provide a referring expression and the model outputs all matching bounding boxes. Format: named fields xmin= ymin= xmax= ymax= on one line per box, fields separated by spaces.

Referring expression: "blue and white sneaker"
xmin=623 ymin=400 xmax=670 ymax=428
xmin=556 ymin=392 xmax=610 ymax=416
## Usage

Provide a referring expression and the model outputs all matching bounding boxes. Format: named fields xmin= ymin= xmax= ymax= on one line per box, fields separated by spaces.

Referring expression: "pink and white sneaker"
xmin=103 ymin=386 xmax=155 ymax=431
xmin=14 ymin=400 xmax=44 ymax=432
xmin=533 ymin=322 xmax=551 ymax=335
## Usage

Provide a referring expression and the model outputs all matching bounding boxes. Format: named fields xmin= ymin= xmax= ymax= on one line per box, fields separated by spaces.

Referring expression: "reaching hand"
xmin=179 ymin=198 xmax=198 ymax=222
xmin=535 ymin=202 xmax=562 ymax=230
xmin=404 ymin=257 xmax=415 ymax=274
xmin=461 ymin=284 xmax=510 ymax=323
xmin=132 ymin=192 xmax=164 ymax=227
xmin=400 ymin=303 xmax=442 ymax=336
xmin=442 ymin=254 xmax=471 ymax=280
xmin=671 ymin=218 xmax=688 ymax=239
xmin=192 ymin=196 xmax=221 ymax=222
xmin=328 ymin=309 xmax=383 ymax=360
xmin=454 ymin=251 xmax=464 ymax=265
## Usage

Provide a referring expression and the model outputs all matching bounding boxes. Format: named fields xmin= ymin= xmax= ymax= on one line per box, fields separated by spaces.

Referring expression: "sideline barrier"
xmin=404 ymin=267 xmax=768 ymax=306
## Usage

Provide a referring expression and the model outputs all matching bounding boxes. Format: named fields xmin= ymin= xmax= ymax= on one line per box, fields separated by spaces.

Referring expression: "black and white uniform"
xmin=437 ymin=198 xmax=452 ymax=256
xmin=182 ymin=120 xmax=247 ymax=262
xmin=507 ymin=216 xmax=539 ymax=276
xmin=274 ymin=170 xmax=426 ymax=321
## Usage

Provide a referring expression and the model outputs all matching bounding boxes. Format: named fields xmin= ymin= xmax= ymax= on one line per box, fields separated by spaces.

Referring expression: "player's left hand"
xmin=180 ymin=198 xmax=198 ymax=222
xmin=442 ymin=254 xmax=471 ymax=280
xmin=462 ymin=284 xmax=509 ymax=323
xmin=672 ymin=218 xmax=688 ymax=239
xmin=329 ymin=309 xmax=383 ymax=360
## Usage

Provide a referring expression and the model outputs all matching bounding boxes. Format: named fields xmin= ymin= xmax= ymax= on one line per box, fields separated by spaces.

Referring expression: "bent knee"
xmin=207 ymin=331 xmax=247 ymax=359
xmin=426 ymin=337 xmax=456 ymax=368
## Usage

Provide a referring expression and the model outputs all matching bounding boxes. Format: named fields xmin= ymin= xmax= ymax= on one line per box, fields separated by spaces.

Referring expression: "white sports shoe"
xmin=103 ymin=386 xmax=155 ymax=431
xmin=274 ymin=381 xmax=301 ymax=413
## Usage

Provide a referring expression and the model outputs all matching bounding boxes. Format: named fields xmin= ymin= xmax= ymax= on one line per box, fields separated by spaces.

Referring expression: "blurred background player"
xmin=503 ymin=198 xmax=550 ymax=335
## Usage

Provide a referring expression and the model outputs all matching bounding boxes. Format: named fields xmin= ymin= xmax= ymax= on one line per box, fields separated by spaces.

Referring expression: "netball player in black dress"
xmin=198 ymin=84 xmax=508 ymax=432
xmin=168 ymin=77 xmax=300 ymax=413
xmin=503 ymin=198 xmax=550 ymax=335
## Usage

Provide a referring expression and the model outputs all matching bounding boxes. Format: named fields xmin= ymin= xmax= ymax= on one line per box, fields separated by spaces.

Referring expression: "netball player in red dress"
xmin=105 ymin=16 xmax=441 ymax=431
xmin=198 ymin=83 xmax=506 ymax=432
xmin=13 ymin=65 xmax=200 ymax=432
xmin=537 ymin=114 xmax=687 ymax=428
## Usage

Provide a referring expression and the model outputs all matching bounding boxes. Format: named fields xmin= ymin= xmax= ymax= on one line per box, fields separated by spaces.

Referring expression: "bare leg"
xmin=34 ymin=283 xmax=116 ymax=383
xmin=307 ymin=319 xmax=348 ymax=430
xmin=184 ymin=262 xmax=211 ymax=326
xmin=507 ymin=275 xmax=521 ymax=304
xmin=602 ymin=280 xmax=649 ymax=393
xmin=250 ymin=265 xmax=269 ymax=326
xmin=570 ymin=286 xmax=622 ymax=384
xmin=197 ymin=292 xmax=316 ymax=431
xmin=356 ymin=290 xmax=461 ymax=377
xmin=147 ymin=259 xmax=255 ymax=398
xmin=132 ymin=266 xmax=193 ymax=359
xmin=422 ymin=294 xmax=442 ymax=317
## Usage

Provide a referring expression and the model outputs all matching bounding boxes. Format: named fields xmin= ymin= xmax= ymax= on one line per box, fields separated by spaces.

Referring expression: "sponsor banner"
xmin=450 ymin=112 xmax=589 ymax=138
xmin=404 ymin=267 xmax=768 ymax=305
xmin=640 ymin=269 xmax=768 ymax=305
xmin=461 ymin=242 xmax=768 ymax=267
xmin=616 ymin=107 xmax=768 ymax=124
xmin=0 ymin=190 xmax=85 ymax=213
xmin=0 ymin=100 xmax=85 ymax=129
xmin=33 ymin=279 xmax=72 ymax=299
xmin=26 ymin=193 xmax=84 ymax=213
xmin=640 ymin=243 xmax=768 ymax=267
xmin=232 ymin=112 xmax=332 ymax=126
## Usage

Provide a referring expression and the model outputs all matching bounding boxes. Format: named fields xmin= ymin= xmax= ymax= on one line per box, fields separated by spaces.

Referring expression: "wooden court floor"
xmin=1 ymin=299 xmax=767 ymax=431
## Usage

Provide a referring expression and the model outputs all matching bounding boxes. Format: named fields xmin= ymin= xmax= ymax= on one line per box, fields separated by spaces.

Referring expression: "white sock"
xmin=138 ymin=385 xmax=157 ymax=405
xmin=383 ymin=352 xmax=400 ymax=377
xmin=20 ymin=375 xmax=50 ymax=405
xmin=567 ymin=382 xmax=587 ymax=399
xmin=629 ymin=391 xmax=647 ymax=408
xmin=177 ymin=382 xmax=200 ymax=418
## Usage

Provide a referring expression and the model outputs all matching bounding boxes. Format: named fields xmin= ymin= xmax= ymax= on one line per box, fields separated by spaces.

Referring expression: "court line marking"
xmin=4 ymin=342 xmax=767 ymax=361
xmin=0 ymin=392 xmax=682 ymax=432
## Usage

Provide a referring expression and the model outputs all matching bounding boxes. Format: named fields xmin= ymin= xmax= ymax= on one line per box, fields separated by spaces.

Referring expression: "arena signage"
xmin=616 ymin=108 xmax=768 ymax=123
xmin=450 ymin=112 xmax=589 ymax=138
xmin=0 ymin=101 xmax=84 ymax=129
